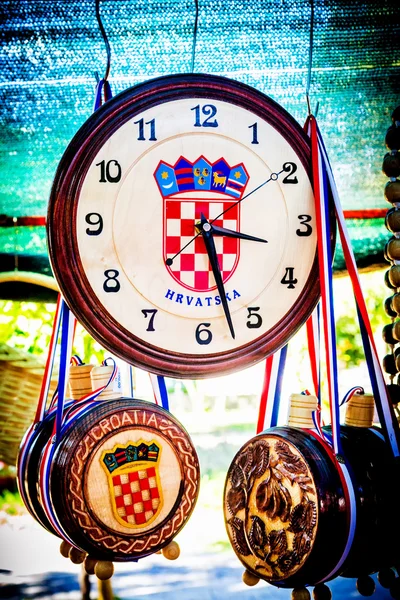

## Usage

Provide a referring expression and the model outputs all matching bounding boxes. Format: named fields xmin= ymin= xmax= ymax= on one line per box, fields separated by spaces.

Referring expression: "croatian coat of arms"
xmin=154 ymin=155 xmax=249 ymax=292
xmin=102 ymin=440 xmax=163 ymax=528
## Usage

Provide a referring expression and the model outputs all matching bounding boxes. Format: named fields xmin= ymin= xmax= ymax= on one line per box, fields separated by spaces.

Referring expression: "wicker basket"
xmin=0 ymin=344 xmax=58 ymax=466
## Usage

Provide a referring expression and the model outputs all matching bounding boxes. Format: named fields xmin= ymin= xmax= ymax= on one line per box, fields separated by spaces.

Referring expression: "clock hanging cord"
xmin=190 ymin=0 xmax=199 ymax=73
xmin=94 ymin=0 xmax=112 ymax=107
xmin=305 ymin=0 xmax=319 ymax=118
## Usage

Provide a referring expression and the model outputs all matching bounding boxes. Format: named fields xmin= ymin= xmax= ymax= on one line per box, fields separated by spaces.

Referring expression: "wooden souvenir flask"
xmin=45 ymin=397 xmax=200 ymax=561
xmin=223 ymin=420 xmax=400 ymax=588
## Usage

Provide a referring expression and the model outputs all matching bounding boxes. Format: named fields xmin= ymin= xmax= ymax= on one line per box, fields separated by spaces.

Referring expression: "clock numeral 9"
xmin=296 ymin=214 xmax=313 ymax=236
xmin=134 ymin=118 xmax=157 ymax=141
xmin=103 ymin=269 xmax=120 ymax=293
xmin=195 ymin=322 xmax=212 ymax=345
xmin=142 ymin=308 xmax=157 ymax=331
xmin=96 ymin=159 xmax=122 ymax=183
xmin=246 ymin=307 xmax=262 ymax=329
xmin=85 ymin=212 xmax=103 ymax=236
xmin=282 ymin=162 xmax=298 ymax=184
xmin=191 ymin=104 xmax=218 ymax=128
xmin=281 ymin=267 xmax=298 ymax=289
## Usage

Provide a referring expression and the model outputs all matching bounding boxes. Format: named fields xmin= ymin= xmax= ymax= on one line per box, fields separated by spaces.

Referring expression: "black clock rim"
xmin=48 ymin=73 xmax=328 ymax=379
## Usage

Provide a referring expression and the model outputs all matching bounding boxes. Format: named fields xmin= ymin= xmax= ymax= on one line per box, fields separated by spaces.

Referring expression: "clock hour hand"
xmin=209 ymin=224 xmax=267 ymax=243
xmin=198 ymin=213 xmax=235 ymax=340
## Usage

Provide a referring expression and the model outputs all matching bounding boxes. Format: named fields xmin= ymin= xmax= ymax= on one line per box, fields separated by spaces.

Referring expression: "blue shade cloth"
xmin=0 ymin=0 xmax=399 ymax=264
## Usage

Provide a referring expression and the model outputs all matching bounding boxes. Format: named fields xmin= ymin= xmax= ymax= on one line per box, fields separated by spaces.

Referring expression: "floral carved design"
xmin=224 ymin=435 xmax=318 ymax=581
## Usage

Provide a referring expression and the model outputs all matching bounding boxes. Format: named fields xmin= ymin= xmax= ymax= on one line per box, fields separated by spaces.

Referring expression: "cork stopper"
xmin=90 ymin=364 xmax=122 ymax=399
xmin=287 ymin=393 xmax=318 ymax=429
xmin=344 ymin=393 xmax=374 ymax=428
xmin=68 ymin=364 xmax=94 ymax=399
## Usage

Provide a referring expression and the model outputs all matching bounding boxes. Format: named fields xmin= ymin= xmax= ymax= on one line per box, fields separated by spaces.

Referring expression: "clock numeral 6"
xmin=85 ymin=212 xmax=103 ymax=236
xmin=142 ymin=308 xmax=157 ymax=331
xmin=281 ymin=267 xmax=298 ymax=289
xmin=282 ymin=161 xmax=298 ymax=184
xmin=296 ymin=214 xmax=313 ymax=236
xmin=191 ymin=104 xmax=218 ymax=128
xmin=195 ymin=322 xmax=212 ymax=345
xmin=246 ymin=306 xmax=262 ymax=329
xmin=96 ymin=159 xmax=122 ymax=183
xmin=103 ymin=269 xmax=120 ymax=293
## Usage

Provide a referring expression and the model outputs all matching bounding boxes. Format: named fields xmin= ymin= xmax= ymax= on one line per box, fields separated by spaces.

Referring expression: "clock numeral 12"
xmin=281 ymin=267 xmax=298 ymax=289
xmin=246 ymin=306 xmax=262 ymax=328
xmin=103 ymin=269 xmax=120 ymax=293
xmin=195 ymin=322 xmax=212 ymax=345
xmin=134 ymin=118 xmax=157 ymax=141
xmin=96 ymin=160 xmax=122 ymax=183
xmin=248 ymin=122 xmax=259 ymax=144
xmin=142 ymin=308 xmax=157 ymax=331
xmin=191 ymin=104 xmax=218 ymax=128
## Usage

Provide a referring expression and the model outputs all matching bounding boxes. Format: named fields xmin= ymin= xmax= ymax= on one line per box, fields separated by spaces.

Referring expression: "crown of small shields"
xmin=154 ymin=156 xmax=249 ymax=198
xmin=103 ymin=441 xmax=160 ymax=473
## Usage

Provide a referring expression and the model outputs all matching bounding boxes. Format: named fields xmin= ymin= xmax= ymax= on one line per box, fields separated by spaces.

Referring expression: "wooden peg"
xmin=98 ymin=579 xmax=114 ymax=600
xmin=69 ymin=364 xmax=94 ymax=399
xmin=90 ymin=365 xmax=122 ymax=399
xmin=95 ymin=560 xmax=114 ymax=580
xmin=162 ymin=541 xmax=180 ymax=560
xmin=344 ymin=393 xmax=375 ymax=428
xmin=242 ymin=569 xmax=259 ymax=586
xmin=287 ymin=393 xmax=318 ymax=429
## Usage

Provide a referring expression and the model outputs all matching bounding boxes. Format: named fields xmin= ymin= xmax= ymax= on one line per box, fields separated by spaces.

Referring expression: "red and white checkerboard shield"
xmin=111 ymin=466 xmax=162 ymax=528
xmin=164 ymin=198 xmax=240 ymax=292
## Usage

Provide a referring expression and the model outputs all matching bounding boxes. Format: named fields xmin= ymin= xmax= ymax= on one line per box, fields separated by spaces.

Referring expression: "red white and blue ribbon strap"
xmin=309 ymin=116 xmax=343 ymax=457
xmin=93 ymin=78 xmax=112 ymax=111
xmin=54 ymin=302 xmax=76 ymax=441
xmin=257 ymin=345 xmax=288 ymax=434
xmin=317 ymin=125 xmax=400 ymax=458
xmin=149 ymin=373 xmax=170 ymax=411
xmin=340 ymin=386 xmax=365 ymax=407
xmin=306 ymin=306 xmax=320 ymax=398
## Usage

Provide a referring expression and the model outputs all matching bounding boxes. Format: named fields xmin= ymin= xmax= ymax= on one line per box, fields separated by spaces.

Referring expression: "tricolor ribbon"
xmin=149 ymin=373 xmax=170 ymax=412
xmin=256 ymin=345 xmax=288 ymax=433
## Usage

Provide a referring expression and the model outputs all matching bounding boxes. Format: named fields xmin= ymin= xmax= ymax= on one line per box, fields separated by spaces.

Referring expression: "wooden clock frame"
xmin=48 ymin=73 xmax=323 ymax=378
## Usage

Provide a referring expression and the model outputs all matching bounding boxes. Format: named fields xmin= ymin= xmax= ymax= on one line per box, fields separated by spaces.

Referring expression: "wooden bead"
xmin=392 ymin=106 xmax=400 ymax=124
xmin=313 ymin=583 xmax=332 ymax=600
xmin=386 ymin=208 xmax=400 ymax=233
xmin=161 ymin=541 xmax=180 ymax=560
xmin=384 ymin=269 xmax=398 ymax=291
xmin=384 ymin=296 xmax=398 ymax=318
xmin=356 ymin=575 xmax=375 ymax=596
xmin=383 ymin=152 xmax=400 ymax=178
xmin=392 ymin=293 xmax=400 ymax=315
xmin=242 ymin=569 xmax=259 ymax=586
xmin=94 ymin=560 xmax=114 ymax=580
xmin=390 ymin=577 xmax=400 ymax=600
xmin=60 ymin=540 xmax=72 ymax=558
xmin=378 ymin=568 xmax=396 ymax=588
xmin=384 ymin=353 xmax=398 ymax=375
xmin=383 ymin=323 xmax=397 ymax=345
xmin=387 ymin=383 xmax=400 ymax=405
xmin=69 ymin=546 xmax=86 ymax=564
xmin=393 ymin=321 xmax=400 ymax=342
xmin=291 ymin=588 xmax=311 ymax=600
xmin=84 ymin=556 xmax=98 ymax=575
xmin=386 ymin=125 xmax=400 ymax=150
xmin=388 ymin=265 xmax=400 ymax=288
xmin=385 ymin=181 xmax=400 ymax=204
xmin=385 ymin=238 xmax=400 ymax=261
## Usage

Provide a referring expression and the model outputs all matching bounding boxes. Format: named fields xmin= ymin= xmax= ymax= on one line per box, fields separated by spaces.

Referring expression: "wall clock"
xmin=48 ymin=74 xmax=319 ymax=378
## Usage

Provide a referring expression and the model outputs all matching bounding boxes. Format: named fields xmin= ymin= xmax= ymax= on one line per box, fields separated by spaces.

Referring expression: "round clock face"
xmin=48 ymin=74 xmax=319 ymax=378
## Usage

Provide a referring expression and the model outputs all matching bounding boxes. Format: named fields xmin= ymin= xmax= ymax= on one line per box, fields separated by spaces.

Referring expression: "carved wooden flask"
xmin=21 ymin=398 xmax=200 ymax=561
xmin=224 ymin=425 xmax=400 ymax=587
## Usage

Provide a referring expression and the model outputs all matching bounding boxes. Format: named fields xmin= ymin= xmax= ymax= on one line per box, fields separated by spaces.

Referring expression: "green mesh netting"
xmin=0 ymin=0 xmax=399 ymax=275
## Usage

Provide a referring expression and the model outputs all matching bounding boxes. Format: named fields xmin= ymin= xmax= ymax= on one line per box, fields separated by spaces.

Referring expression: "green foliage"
xmin=0 ymin=489 xmax=25 ymax=516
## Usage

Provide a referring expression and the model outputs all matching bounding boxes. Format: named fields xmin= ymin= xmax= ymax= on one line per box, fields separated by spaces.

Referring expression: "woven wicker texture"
xmin=0 ymin=0 xmax=399 ymax=264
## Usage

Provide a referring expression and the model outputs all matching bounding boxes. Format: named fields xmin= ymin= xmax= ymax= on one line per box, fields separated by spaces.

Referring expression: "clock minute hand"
xmin=198 ymin=214 xmax=235 ymax=340
xmin=210 ymin=224 xmax=268 ymax=243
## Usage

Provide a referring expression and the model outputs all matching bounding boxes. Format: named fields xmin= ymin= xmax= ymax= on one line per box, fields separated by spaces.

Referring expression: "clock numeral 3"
xmin=296 ymin=214 xmax=313 ymax=236
xmin=103 ymin=269 xmax=121 ymax=293
xmin=141 ymin=308 xmax=157 ymax=331
xmin=134 ymin=118 xmax=157 ymax=141
xmin=85 ymin=212 xmax=103 ymax=236
xmin=195 ymin=322 xmax=212 ymax=345
xmin=282 ymin=162 xmax=298 ymax=184
xmin=281 ymin=267 xmax=298 ymax=289
xmin=246 ymin=307 xmax=262 ymax=329
xmin=248 ymin=122 xmax=259 ymax=144
xmin=96 ymin=159 xmax=122 ymax=183
xmin=191 ymin=104 xmax=218 ymax=128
